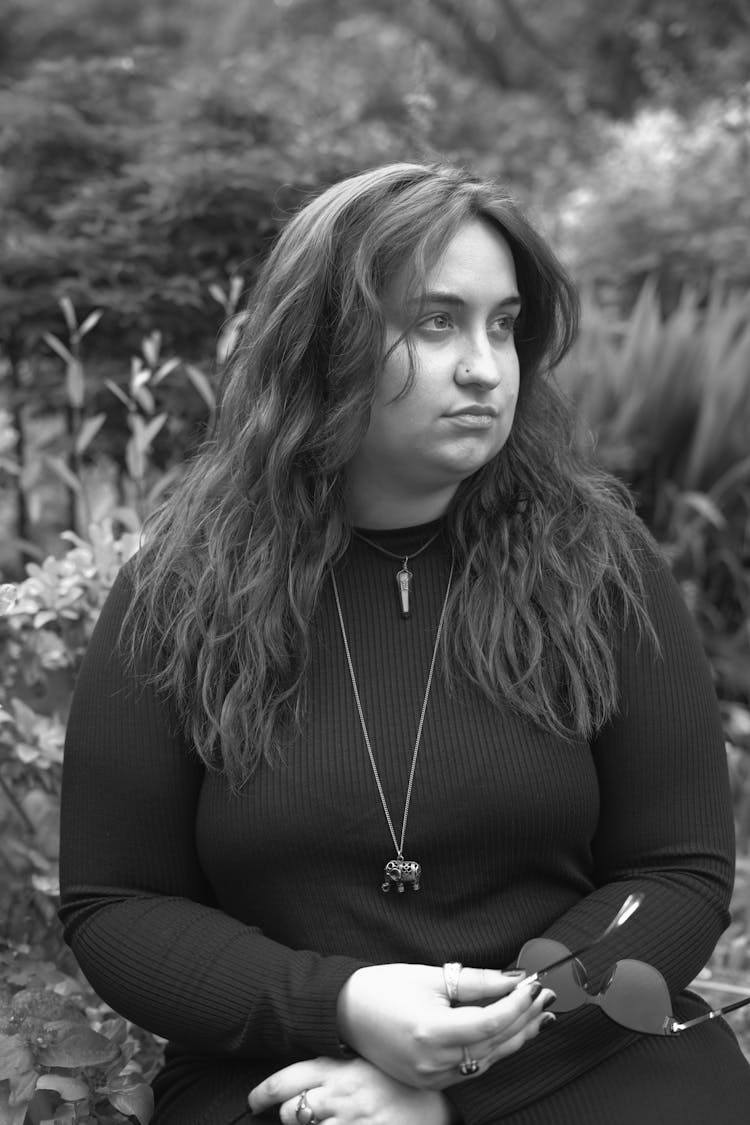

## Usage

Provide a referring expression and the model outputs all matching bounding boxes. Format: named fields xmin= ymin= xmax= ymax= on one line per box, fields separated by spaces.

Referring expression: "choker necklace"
xmin=352 ymin=528 xmax=442 ymax=619
xmin=331 ymin=553 xmax=454 ymax=894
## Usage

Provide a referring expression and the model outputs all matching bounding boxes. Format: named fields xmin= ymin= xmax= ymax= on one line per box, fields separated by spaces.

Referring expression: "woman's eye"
xmin=491 ymin=315 xmax=517 ymax=339
xmin=420 ymin=313 xmax=453 ymax=332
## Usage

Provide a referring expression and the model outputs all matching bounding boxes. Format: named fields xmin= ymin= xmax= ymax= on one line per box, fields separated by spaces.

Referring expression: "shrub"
xmin=0 ymin=944 xmax=159 ymax=1124
xmin=558 ymin=97 xmax=750 ymax=308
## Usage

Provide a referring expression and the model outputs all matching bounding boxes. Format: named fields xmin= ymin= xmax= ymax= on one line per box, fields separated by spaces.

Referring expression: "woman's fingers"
xmin=463 ymin=1008 xmax=558 ymax=1073
xmin=248 ymin=1060 xmax=332 ymax=1114
xmin=277 ymin=1087 xmax=325 ymax=1125
xmin=448 ymin=966 xmax=527 ymax=1004
xmin=432 ymin=980 xmax=555 ymax=1048
xmin=401 ymin=984 xmax=556 ymax=1087
xmin=249 ymin=1057 xmax=452 ymax=1124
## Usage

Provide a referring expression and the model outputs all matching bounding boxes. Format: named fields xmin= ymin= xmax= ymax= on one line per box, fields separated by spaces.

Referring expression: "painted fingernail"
xmin=542 ymin=991 xmax=557 ymax=1011
xmin=529 ymin=982 xmax=543 ymax=1001
xmin=540 ymin=1012 xmax=556 ymax=1030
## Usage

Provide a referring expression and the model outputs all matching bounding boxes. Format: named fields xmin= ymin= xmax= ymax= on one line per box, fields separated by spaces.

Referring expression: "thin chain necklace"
xmin=330 ymin=553 xmax=454 ymax=893
xmin=352 ymin=528 xmax=442 ymax=619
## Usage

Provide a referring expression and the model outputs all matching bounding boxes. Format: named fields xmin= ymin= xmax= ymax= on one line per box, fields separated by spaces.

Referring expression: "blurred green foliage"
xmin=2 ymin=0 xmax=749 ymax=369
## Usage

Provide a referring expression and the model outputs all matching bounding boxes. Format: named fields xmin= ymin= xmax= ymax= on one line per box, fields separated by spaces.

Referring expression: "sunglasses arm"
xmin=668 ymin=995 xmax=750 ymax=1034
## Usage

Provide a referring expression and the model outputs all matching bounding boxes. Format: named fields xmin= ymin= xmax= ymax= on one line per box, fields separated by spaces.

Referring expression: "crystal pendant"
xmin=396 ymin=565 xmax=412 ymax=618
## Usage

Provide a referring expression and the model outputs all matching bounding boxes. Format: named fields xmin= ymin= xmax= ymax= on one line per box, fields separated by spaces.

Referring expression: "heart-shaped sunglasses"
xmin=516 ymin=933 xmax=750 ymax=1035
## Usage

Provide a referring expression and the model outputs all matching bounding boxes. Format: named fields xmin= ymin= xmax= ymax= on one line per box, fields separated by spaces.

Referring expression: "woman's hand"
xmin=247 ymin=1056 xmax=454 ymax=1125
xmin=336 ymin=963 xmax=554 ymax=1089
xmin=335 ymin=958 xmax=550 ymax=1089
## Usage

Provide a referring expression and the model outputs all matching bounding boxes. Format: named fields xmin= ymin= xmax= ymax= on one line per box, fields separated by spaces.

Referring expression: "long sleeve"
xmin=58 ymin=568 xmax=368 ymax=1062
xmin=446 ymin=543 xmax=735 ymax=1122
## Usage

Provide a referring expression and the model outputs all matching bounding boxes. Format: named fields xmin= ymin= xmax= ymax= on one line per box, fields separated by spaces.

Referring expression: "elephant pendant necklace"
xmin=330 ymin=553 xmax=454 ymax=893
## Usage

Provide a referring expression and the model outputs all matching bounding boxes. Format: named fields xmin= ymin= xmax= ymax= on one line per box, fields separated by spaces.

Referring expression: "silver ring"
xmin=442 ymin=961 xmax=463 ymax=1006
xmin=459 ymin=1047 xmax=480 ymax=1076
xmin=296 ymin=1089 xmax=319 ymax=1125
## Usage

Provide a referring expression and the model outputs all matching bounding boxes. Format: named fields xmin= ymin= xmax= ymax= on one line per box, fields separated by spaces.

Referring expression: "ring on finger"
xmin=459 ymin=1047 xmax=480 ymax=1076
xmin=296 ymin=1089 xmax=320 ymax=1125
xmin=442 ymin=961 xmax=463 ymax=1006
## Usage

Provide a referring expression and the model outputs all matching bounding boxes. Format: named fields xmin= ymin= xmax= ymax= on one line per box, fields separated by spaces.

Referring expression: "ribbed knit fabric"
xmin=58 ymin=522 xmax=750 ymax=1123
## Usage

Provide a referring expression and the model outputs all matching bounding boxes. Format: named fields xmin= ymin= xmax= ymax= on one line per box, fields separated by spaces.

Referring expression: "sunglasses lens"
xmin=599 ymin=959 xmax=672 ymax=1034
xmin=516 ymin=938 xmax=585 ymax=1012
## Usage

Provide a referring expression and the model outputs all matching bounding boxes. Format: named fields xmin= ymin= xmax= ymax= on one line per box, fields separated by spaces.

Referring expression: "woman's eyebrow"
xmin=414 ymin=290 xmax=523 ymax=310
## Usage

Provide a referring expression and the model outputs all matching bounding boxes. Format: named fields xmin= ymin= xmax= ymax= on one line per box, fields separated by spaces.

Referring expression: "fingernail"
xmin=528 ymin=982 xmax=542 ymax=1001
xmin=542 ymin=991 xmax=557 ymax=1011
xmin=540 ymin=1012 xmax=556 ymax=1030
xmin=504 ymin=969 xmax=527 ymax=978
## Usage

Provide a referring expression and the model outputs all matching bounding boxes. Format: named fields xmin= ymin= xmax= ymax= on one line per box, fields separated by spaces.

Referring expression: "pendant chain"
xmin=330 ymin=554 xmax=454 ymax=865
xmin=352 ymin=528 xmax=441 ymax=564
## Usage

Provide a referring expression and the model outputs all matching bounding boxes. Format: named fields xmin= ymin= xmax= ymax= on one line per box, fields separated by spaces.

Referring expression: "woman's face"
xmin=346 ymin=218 xmax=521 ymax=526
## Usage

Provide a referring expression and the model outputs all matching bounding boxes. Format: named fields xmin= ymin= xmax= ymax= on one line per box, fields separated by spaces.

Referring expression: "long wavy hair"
xmin=124 ymin=162 xmax=656 ymax=788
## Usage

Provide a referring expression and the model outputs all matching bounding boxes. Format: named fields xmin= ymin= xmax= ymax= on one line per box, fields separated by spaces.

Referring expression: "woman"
xmin=59 ymin=162 xmax=750 ymax=1124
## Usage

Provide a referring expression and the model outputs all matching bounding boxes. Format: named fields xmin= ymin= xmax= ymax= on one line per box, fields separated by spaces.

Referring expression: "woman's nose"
xmin=454 ymin=338 xmax=501 ymax=387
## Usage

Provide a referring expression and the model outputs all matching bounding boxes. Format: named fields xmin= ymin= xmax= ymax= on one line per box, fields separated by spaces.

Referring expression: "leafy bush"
xmin=558 ymin=96 xmax=750 ymax=308
xmin=0 ymin=520 xmax=139 ymax=923
xmin=0 ymin=522 xmax=153 ymax=1121
xmin=0 ymin=945 xmax=160 ymax=1124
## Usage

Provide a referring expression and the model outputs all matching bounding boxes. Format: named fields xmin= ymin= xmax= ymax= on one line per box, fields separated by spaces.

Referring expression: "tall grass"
xmin=556 ymin=280 xmax=750 ymax=708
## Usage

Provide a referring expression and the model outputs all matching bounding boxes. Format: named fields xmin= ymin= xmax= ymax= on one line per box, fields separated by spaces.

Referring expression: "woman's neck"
xmin=346 ymin=483 xmax=457 ymax=530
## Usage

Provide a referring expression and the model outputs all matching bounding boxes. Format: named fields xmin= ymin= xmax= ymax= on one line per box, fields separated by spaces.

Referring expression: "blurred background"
xmin=0 ymin=1 xmax=749 ymax=1118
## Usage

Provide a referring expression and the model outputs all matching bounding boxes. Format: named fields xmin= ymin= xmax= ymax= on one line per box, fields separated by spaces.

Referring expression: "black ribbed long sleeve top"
xmin=59 ymin=523 xmax=750 ymax=1123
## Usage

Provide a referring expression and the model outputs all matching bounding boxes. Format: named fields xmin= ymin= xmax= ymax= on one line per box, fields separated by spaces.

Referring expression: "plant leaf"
xmin=65 ymin=359 xmax=86 ymax=409
xmin=77 ymin=309 xmax=104 ymax=338
xmin=141 ymin=331 xmax=161 ymax=369
xmin=229 ymin=274 xmax=244 ymax=309
xmin=105 ymin=379 xmax=133 ymax=409
xmin=74 ymin=413 xmax=107 ymax=456
xmin=37 ymin=1026 xmax=119 ymax=1069
xmin=0 ymin=1032 xmax=36 ymax=1103
xmin=141 ymin=413 xmax=168 ymax=448
xmin=184 ymin=364 xmax=216 ymax=410
xmin=106 ymin=1081 xmax=154 ymax=1125
xmin=42 ymin=333 xmax=75 ymax=366
xmin=35 ymin=1074 xmax=89 ymax=1101
xmin=43 ymin=456 xmax=83 ymax=496
xmin=215 ymin=312 xmax=247 ymax=363
xmin=680 ymin=491 xmax=727 ymax=529
xmin=208 ymin=282 xmax=226 ymax=307
xmin=151 ymin=357 xmax=180 ymax=385
xmin=133 ymin=385 xmax=156 ymax=415
xmin=59 ymin=296 xmax=77 ymax=333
